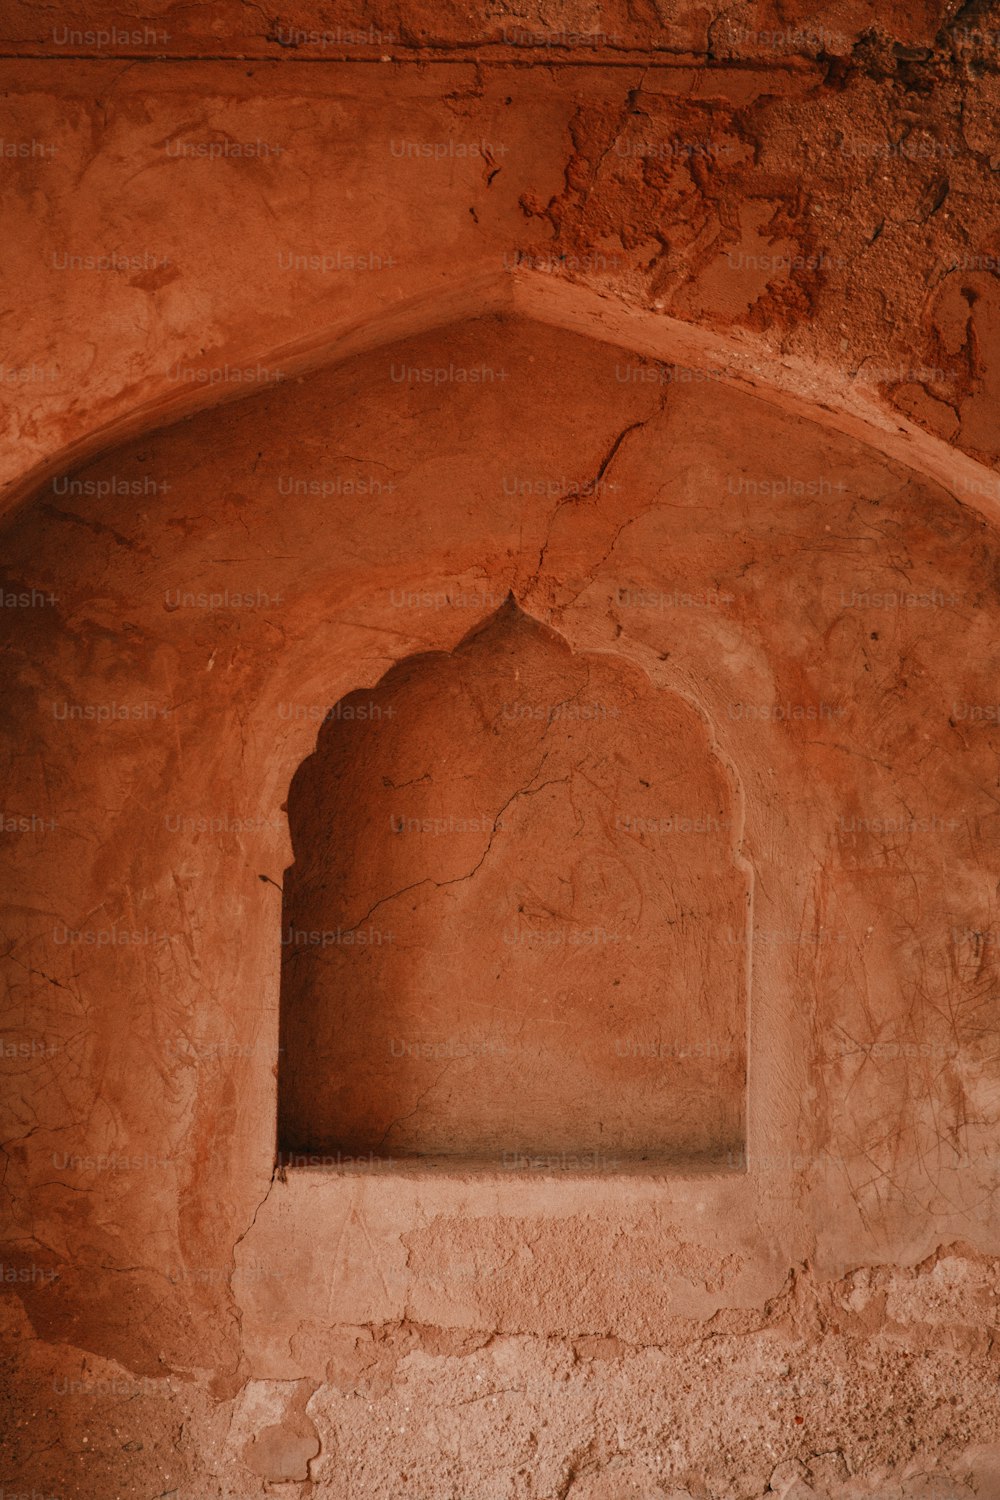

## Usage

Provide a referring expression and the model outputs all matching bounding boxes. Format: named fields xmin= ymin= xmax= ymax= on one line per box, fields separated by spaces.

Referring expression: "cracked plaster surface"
xmin=2 ymin=307 xmax=999 ymax=1494
xmin=3 ymin=26 xmax=1000 ymax=497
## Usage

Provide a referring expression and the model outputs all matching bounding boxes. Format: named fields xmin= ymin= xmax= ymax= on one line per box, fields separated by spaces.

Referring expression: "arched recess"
xmin=278 ymin=598 xmax=750 ymax=1167
xmin=1 ymin=290 xmax=997 ymax=1348
xmin=5 ymin=269 xmax=1000 ymax=535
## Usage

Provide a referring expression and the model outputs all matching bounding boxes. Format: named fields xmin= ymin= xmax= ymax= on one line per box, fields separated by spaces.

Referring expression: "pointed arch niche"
xmin=278 ymin=600 xmax=750 ymax=1170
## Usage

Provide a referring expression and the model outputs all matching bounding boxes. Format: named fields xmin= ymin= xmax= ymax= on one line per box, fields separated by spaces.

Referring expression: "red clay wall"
xmin=3 ymin=312 xmax=1000 ymax=1495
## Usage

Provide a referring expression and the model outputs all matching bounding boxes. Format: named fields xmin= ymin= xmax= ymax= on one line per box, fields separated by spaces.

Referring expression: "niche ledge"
xmin=275 ymin=1148 xmax=748 ymax=1179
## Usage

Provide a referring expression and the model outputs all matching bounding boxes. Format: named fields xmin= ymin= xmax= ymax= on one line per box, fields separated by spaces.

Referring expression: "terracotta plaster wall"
xmin=0 ymin=0 xmax=980 ymax=58
xmin=3 ymin=46 xmax=1000 ymax=511
xmin=2 ymin=314 xmax=1000 ymax=1495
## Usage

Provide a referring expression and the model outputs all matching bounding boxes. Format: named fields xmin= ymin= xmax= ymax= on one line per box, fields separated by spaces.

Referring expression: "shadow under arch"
xmin=5 ymin=267 xmax=999 ymax=535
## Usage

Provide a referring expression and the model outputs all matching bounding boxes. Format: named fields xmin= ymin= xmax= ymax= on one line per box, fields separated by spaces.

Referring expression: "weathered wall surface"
xmin=2 ymin=314 xmax=1000 ymax=1495
xmin=2 ymin=40 xmax=1000 ymax=508
xmin=0 ymin=0 xmax=984 ymax=58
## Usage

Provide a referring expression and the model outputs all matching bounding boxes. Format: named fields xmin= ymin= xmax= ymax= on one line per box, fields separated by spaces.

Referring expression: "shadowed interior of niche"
xmin=277 ymin=597 xmax=748 ymax=1169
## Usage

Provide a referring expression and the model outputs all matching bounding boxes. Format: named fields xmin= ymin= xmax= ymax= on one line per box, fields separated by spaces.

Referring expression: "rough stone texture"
xmin=3 ymin=15 xmax=1000 ymax=1497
